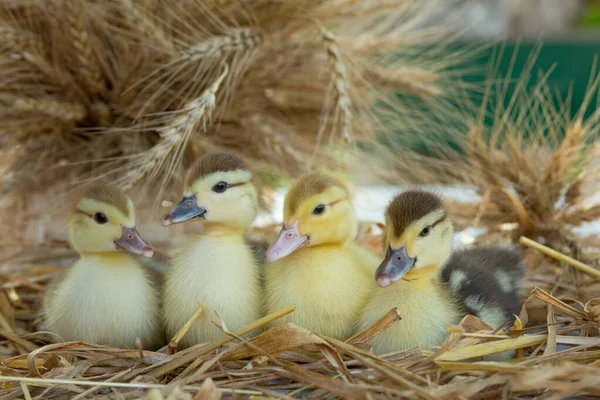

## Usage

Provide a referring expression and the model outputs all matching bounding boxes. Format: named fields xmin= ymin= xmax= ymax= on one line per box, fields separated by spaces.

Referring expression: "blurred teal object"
xmin=463 ymin=40 xmax=600 ymax=120
xmin=392 ymin=40 xmax=600 ymax=157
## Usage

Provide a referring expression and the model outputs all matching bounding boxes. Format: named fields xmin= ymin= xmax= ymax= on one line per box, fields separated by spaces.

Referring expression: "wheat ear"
xmin=363 ymin=65 xmax=443 ymax=98
xmin=10 ymin=96 xmax=86 ymax=123
xmin=320 ymin=25 xmax=352 ymax=145
xmin=0 ymin=25 xmax=57 ymax=80
xmin=121 ymin=64 xmax=230 ymax=190
xmin=66 ymin=0 xmax=105 ymax=96
xmin=118 ymin=0 xmax=175 ymax=52
xmin=181 ymin=28 xmax=261 ymax=61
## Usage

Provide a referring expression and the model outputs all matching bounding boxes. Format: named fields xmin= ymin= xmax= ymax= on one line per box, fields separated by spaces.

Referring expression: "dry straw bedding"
xmin=1 ymin=0 xmax=600 ymax=398
xmin=2 ymin=230 xmax=600 ymax=399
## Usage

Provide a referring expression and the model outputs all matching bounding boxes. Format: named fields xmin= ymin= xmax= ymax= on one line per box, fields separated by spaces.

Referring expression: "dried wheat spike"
xmin=12 ymin=96 xmax=87 ymax=123
xmin=121 ymin=64 xmax=230 ymax=190
xmin=0 ymin=24 xmax=58 ymax=80
xmin=181 ymin=28 xmax=262 ymax=62
xmin=118 ymin=0 xmax=174 ymax=51
xmin=363 ymin=66 xmax=443 ymax=98
xmin=66 ymin=0 xmax=105 ymax=96
xmin=320 ymin=25 xmax=353 ymax=145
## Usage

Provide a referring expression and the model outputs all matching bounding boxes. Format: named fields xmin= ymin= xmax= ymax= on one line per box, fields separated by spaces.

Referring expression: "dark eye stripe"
xmin=431 ymin=215 xmax=446 ymax=227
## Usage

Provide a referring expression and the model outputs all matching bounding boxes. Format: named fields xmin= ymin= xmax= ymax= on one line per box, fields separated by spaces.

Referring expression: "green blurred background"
xmin=398 ymin=0 xmax=600 ymax=157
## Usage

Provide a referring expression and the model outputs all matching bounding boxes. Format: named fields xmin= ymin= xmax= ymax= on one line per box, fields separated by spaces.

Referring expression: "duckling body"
xmin=265 ymin=172 xmax=378 ymax=340
xmin=42 ymin=185 xmax=162 ymax=349
xmin=358 ymin=266 xmax=462 ymax=354
xmin=265 ymin=244 xmax=375 ymax=339
xmin=358 ymin=190 xmax=524 ymax=356
xmin=44 ymin=253 xmax=161 ymax=348
xmin=164 ymin=233 xmax=261 ymax=347
xmin=161 ymin=153 xmax=262 ymax=347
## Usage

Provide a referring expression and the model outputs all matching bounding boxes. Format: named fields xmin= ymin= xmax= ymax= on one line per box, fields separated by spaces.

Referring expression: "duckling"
xmin=264 ymin=172 xmax=379 ymax=340
xmin=161 ymin=152 xmax=261 ymax=348
xmin=42 ymin=184 xmax=162 ymax=349
xmin=357 ymin=189 xmax=525 ymax=356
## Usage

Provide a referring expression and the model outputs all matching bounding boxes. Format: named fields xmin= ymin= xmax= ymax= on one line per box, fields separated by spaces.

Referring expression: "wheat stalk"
xmin=10 ymin=96 xmax=87 ymax=123
xmin=130 ymin=28 xmax=261 ymax=119
xmin=66 ymin=0 xmax=105 ymax=96
xmin=118 ymin=0 xmax=175 ymax=52
xmin=320 ymin=24 xmax=353 ymax=145
xmin=363 ymin=65 xmax=443 ymax=98
xmin=181 ymin=28 xmax=262 ymax=62
xmin=120 ymin=63 xmax=229 ymax=190
xmin=0 ymin=24 xmax=58 ymax=80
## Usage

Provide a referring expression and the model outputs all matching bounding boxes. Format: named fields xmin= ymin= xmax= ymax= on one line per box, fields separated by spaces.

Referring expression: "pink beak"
xmin=115 ymin=226 xmax=154 ymax=258
xmin=266 ymin=220 xmax=309 ymax=262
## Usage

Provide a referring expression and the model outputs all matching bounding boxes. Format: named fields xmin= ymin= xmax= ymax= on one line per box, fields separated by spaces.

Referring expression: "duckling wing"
xmin=439 ymin=246 xmax=526 ymax=329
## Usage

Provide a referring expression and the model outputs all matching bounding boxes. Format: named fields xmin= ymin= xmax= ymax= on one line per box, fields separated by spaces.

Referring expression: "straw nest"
xmin=2 ymin=1 xmax=600 ymax=399
xmin=3 ymin=227 xmax=600 ymax=399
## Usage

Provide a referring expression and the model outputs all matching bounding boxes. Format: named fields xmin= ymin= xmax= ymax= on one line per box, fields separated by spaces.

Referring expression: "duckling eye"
xmin=212 ymin=181 xmax=228 ymax=193
xmin=419 ymin=225 xmax=431 ymax=237
xmin=94 ymin=212 xmax=108 ymax=224
xmin=312 ymin=204 xmax=326 ymax=215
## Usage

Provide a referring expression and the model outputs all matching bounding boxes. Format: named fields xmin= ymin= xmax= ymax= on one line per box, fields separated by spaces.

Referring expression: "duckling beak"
xmin=375 ymin=245 xmax=415 ymax=287
xmin=266 ymin=220 xmax=309 ymax=262
xmin=161 ymin=195 xmax=206 ymax=226
xmin=115 ymin=227 xmax=154 ymax=258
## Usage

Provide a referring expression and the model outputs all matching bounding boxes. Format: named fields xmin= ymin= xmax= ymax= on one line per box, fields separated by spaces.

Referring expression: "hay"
xmin=2 ymin=1 xmax=600 ymax=398
xmin=0 ymin=0 xmax=465 ymax=204
xmin=3 ymin=233 xmax=600 ymax=399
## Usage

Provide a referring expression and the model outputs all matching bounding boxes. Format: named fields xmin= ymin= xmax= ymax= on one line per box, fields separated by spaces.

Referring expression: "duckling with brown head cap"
xmin=264 ymin=172 xmax=379 ymax=340
xmin=161 ymin=152 xmax=261 ymax=348
xmin=358 ymin=189 xmax=525 ymax=357
xmin=42 ymin=184 xmax=162 ymax=349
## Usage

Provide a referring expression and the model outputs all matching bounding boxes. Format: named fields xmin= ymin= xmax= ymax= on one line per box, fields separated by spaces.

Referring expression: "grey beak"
xmin=115 ymin=226 xmax=154 ymax=258
xmin=161 ymin=195 xmax=206 ymax=226
xmin=375 ymin=245 xmax=415 ymax=287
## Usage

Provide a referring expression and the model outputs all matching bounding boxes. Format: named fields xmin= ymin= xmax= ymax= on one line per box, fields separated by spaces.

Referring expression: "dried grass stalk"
xmin=0 ymin=0 xmax=467 ymax=235
xmin=392 ymin=49 xmax=600 ymax=265
xmin=119 ymin=64 xmax=229 ymax=191
xmin=3 ymin=246 xmax=600 ymax=398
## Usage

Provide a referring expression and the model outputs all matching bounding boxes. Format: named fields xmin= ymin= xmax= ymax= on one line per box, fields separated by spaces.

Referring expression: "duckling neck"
xmin=196 ymin=222 xmax=248 ymax=237
xmin=77 ymin=251 xmax=135 ymax=263
xmin=403 ymin=264 xmax=443 ymax=282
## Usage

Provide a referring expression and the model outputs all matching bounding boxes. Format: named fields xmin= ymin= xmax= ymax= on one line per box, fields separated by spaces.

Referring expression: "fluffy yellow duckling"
xmin=264 ymin=172 xmax=379 ymax=340
xmin=42 ymin=184 xmax=162 ymax=349
xmin=358 ymin=190 xmax=525 ymax=356
xmin=161 ymin=152 xmax=261 ymax=348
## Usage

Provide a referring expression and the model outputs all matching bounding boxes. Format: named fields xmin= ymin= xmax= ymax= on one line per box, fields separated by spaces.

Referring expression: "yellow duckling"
xmin=161 ymin=152 xmax=261 ymax=348
xmin=264 ymin=172 xmax=379 ymax=340
xmin=358 ymin=190 xmax=525 ymax=356
xmin=42 ymin=184 xmax=162 ymax=349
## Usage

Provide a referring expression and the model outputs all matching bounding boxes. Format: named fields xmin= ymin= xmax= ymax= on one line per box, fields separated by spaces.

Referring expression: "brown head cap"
xmin=185 ymin=152 xmax=248 ymax=187
xmin=72 ymin=184 xmax=131 ymax=218
xmin=286 ymin=172 xmax=349 ymax=215
xmin=386 ymin=190 xmax=445 ymax=237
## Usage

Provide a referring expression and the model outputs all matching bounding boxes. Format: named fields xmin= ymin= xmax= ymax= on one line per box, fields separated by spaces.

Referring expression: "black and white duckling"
xmin=161 ymin=152 xmax=261 ymax=348
xmin=357 ymin=190 xmax=525 ymax=356
xmin=42 ymin=184 xmax=163 ymax=349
